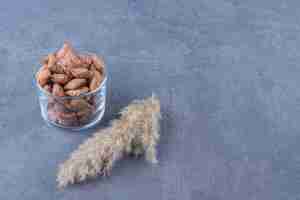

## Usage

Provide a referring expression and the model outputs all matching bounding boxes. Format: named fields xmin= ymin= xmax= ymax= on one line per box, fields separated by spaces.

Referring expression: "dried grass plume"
xmin=57 ymin=95 xmax=161 ymax=188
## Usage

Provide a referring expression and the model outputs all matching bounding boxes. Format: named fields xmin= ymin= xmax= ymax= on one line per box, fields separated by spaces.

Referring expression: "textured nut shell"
xmin=53 ymin=102 xmax=69 ymax=113
xmin=43 ymin=84 xmax=52 ymax=93
xmin=89 ymin=70 xmax=103 ymax=91
xmin=36 ymin=68 xmax=51 ymax=87
xmin=57 ymin=111 xmax=79 ymax=126
xmin=58 ymin=111 xmax=77 ymax=120
xmin=69 ymin=52 xmax=81 ymax=68
xmin=79 ymin=54 xmax=93 ymax=68
xmin=51 ymin=74 xmax=70 ymax=85
xmin=48 ymin=53 xmax=57 ymax=68
xmin=64 ymin=78 xmax=87 ymax=90
xmin=56 ymin=42 xmax=81 ymax=68
xmin=48 ymin=64 xmax=65 ymax=74
xmin=67 ymin=99 xmax=92 ymax=111
xmin=76 ymin=108 xmax=92 ymax=117
xmin=58 ymin=119 xmax=79 ymax=126
xmin=61 ymin=51 xmax=81 ymax=68
xmin=52 ymin=83 xmax=65 ymax=97
xmin=65 ymin=87 xmax=89 ymax=96
xmin=58 ymin=56 xmax=72 ymax=68
xmin=70 ymin=68 xmax=92 ymax=79
xmin=77 ymin=108 xmax=92 ymax=123
xmin=56 ymin=41 xmax=72 ymax=59
xmin=48 ymin=108 xmax=58 ymax=122
xmin=91 ymin=54 xmax=105 ymax=73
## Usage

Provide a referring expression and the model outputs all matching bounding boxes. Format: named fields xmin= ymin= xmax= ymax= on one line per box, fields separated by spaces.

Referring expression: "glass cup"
xmin=36 ymin=74 xmax=107 ymax=131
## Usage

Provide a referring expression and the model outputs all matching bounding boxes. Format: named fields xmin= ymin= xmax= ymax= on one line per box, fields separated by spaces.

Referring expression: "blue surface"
xmin=1 ymin=0 xmax=300 ymax=199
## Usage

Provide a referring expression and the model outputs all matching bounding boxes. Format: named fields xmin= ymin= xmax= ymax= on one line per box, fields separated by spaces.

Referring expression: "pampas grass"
xmin=57 ymin=95 xmax=161 ymax=188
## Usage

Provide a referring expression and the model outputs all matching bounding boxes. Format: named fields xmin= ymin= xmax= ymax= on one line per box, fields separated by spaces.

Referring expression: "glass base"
xmin=42 ymin=107 xmax=105 ymax=131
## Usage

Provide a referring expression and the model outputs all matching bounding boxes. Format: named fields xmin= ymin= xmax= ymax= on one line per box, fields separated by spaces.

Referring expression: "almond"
xmin=85 ymin=95 xmax=96 ymax=105
xmin=36 ymin=68 xmax=51 ymax=87
xmin=53 ymin=102 xmax=69 ymax=113
xmin=91 ymin=54 xmax=105 ymax=73
xmin=89 ymin=65 xmax=96 ymax=72
xmin=79 ymin=54 xmax=92 ymax=68
xmin=56 ymin=41 xmax=72 ymax=59
xmin=60 ymin=51 xmax=80 ymax=68
xmin=43 ymin=84 xmax=52 ymax=93
xmin=77 ymin=108 xmax=92 ymax=117
xmin=70 ymin=68 xmax=92 ymax=79
xmin=58 ymin=56 xmax=72 ymax=67
xmin=89 ymin=70 xmax=103 ymax=91
xmin=47 ymin=108 xmax=58 ymax=123
xmin=77 ymin=108 xmax=92 ymax=123
xmin=57 ymin=111 xmax=79 ymax=126
xmin=58 ymin=111 xmax=77 ymax=120
xmin=56 ymin=42 xmax=81 ymax=68
xmin=51 ymin=74 xmax=70 ymax=84
xmin=48 ymin=53 xmax=57 ymax=68
xmin=69 ymin=52 xmax=81 ymax=67
xmin=67 ymin=99 xmax=92 ymax=110
xmin=52 ymin=83 xmax=65 ymax=97
xmin=65 ymin=86 xmax=89 ymax=96
xmin=48 ymin=64 xmax=64 ymax=74
xmin=60 ymin=64 xmax=73 ymax=77
xmin=64 ymin=78 xmax=87 ymax=90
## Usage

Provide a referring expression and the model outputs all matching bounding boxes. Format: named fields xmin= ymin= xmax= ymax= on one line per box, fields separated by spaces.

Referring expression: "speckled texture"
xmin=1 ymin=0 xmax=300 ymax=199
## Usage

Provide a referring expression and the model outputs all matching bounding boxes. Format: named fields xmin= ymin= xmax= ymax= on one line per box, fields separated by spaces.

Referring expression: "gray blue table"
xmin=1 ymin=0 xmax=300 ymax=199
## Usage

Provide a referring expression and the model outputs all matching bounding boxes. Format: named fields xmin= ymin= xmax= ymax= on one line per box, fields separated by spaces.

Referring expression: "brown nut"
xmin=70 ymin=68 xmax=92 ymax=79
xmin=51 ymin=74 xmax=70 ymax=85
xmin=78 ymin=54 xmax=92 ymax=69
xmin=60 ymin=52 xmax=79 ymax=68
xmin=52 ymin=83 xmax=65 ymax=97
xmin=53 ymin=101 xmax=70 ymax=113
xmin=43 ymin=84 xmax=52 ymax=93
xmin=91 ymin=54 xmax=105 ymax=73
xmin=64 ymin=78 xmax=87 ymax=90
xmin=67 ymin=99 xmax=92 ymax=111
xmin=57 ymin=111 xmax=77 ymax=120
xmin=77 ymin=110 xmax=91 ymax=117
xmin=77 ymin=108 xmax=93 ymax=123
xmin=36 ymin=67 xmax=51 ymax=87
xmin=58 ymin=56 xmax=72 ymax=68
xmin=56 ymin=110 xmax=79 ymax=126
xmin=48 ymin=64 xmax=65 ymax=74
xmin=47 ymin=108 xmax=58 ymax=123
xmin=69 ymin=52 xmax=81 ymax=68
xmin=48 ymin=53 xmax=57 ymax=68
xmin=89 ymin=70 xmax=103 ymax=91
xmin=58 ymin=119 xmax=79 ymax=126
xmin=48 ymin=96 xmax=56 ymax=105
xmin=47 ymin=100 xmax=55 ymax=109
xmin=56 ymin=42 xmax=81 ymax=68
xmin=78 ymin=54 xmax=93 ymax=68
xmin=56 ymin=41 xmax=72 ymax=59
xmin=84 ymin=95 xmax=94 ymax=104
xmin=86 ymin=96 xmax=98 ymax=106
xmin=65 ymin=86 xmax=89 ymax=96
xmin=58 ymin=64 xmax=73 ymax=77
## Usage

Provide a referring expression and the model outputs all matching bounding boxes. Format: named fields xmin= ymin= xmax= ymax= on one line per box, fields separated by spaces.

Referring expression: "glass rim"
xmin=36 ymin=75 xmax=107 ymax=100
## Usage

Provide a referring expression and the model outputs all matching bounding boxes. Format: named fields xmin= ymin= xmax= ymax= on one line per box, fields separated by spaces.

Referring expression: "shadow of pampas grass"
xmin=57 ymin=95 xmax=161 ymax=188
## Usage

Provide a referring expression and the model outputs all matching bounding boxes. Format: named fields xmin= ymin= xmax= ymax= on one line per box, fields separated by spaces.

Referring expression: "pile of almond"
xmin=36 ymin=41 xmax=105 ymax=127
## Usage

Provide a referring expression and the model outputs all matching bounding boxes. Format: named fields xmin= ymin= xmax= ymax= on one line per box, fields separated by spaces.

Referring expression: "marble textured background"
xmin=1 ymin=0 xmax=300 ymax=199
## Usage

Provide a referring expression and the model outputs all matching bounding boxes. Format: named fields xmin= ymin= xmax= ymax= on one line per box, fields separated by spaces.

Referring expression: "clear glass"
xmin=36 ymin=75 xmax=107 ymax=131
